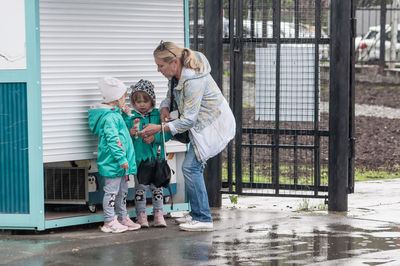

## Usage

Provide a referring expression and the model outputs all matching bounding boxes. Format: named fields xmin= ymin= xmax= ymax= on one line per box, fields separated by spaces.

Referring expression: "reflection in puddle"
xmin=209 ymin=223 xmax=400 ymax=265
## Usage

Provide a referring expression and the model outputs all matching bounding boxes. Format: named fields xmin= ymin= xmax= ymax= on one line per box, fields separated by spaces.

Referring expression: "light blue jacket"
xmin=160 ymin=51 xmax=230 ymax=162
xmin=160 ymin=52 xmax=225 ymax=134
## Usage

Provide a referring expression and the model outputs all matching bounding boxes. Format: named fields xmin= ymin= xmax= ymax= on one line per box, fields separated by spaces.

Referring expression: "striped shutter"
xmin=39 ymin=0 xmax=185 ymax=162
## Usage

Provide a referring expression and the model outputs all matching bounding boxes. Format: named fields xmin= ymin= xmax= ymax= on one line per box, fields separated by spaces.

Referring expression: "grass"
xmin=296 ymin=198 xmax=328 ymax=212
xmin=222 ymin=163 xmax=329 ymax=186
xmin=355 ymin=168 xmax=400 ymax=181
xmin=223 ymin=163 xmax=400 ymax=184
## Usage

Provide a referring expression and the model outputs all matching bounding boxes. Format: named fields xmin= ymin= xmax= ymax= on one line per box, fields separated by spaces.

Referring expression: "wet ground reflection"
xmin=208 ymin=222 xmax=400 ymax=265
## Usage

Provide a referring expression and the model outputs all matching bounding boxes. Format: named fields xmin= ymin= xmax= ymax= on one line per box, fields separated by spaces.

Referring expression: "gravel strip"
xmin=320 ymin=102 xmax=400 ymax=119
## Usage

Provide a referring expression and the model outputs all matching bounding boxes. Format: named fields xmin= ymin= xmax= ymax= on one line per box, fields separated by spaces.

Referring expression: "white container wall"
xmin=39 ymin=0 xmax=185 ymax=162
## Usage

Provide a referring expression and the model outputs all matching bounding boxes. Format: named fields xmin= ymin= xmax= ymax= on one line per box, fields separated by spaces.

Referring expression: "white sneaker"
xmin=179 ymin=220 xmax=213 ymax=232
xmin=175 ymin=215 xmax=192 ymax=224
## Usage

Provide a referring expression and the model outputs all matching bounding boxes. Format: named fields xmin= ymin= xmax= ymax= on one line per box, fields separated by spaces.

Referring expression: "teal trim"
xmin=0 ymin=214 xmax=38 ymax=230
xmin=45 ymin=213 xmax=106 ymax=229
xmin=184 ymin=0 xmax=190 ymax=48
xmin=0 ymin=0 xmax=44 ymax=230
xmin=0 ymin=83 xmax=29 ymax=214
xmin=25 ymin=0 xmax=44 ymax=230
xmin=0 ymin=70 xmax=28 ymax=83
xmin=44 ymin=203 xmax=190 ymax=230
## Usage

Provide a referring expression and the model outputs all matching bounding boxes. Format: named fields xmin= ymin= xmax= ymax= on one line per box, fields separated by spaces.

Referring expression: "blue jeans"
xmin=182 ymin=144 xmax=212 ymax=223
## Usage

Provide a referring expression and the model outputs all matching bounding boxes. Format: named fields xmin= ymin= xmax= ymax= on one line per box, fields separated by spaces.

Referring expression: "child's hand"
xmin=129 ymin=126 xmax=138 ymax=136
xmin=143 ymin=135 xmax=155 ymax=144
xmin=120 ymin=162 xmax=129 ymax=169
xmin=121 ymin=104 xmax=131 ymax=114
xmin=130 ymin=118 xmax=140 ymax=137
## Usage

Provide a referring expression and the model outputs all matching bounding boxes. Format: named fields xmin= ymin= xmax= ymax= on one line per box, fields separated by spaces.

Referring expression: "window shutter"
xmin=39 ymin=0 xmax=184 ymax=162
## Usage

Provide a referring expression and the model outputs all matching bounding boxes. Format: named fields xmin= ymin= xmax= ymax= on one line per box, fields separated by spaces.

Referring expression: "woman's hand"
xmin=138 ymin=124 xmax=162 ymax=138
xmin=143 ymin=135 xmax=155 ymax=144
xmin=160 ymin=107 xmax=171 ymax=123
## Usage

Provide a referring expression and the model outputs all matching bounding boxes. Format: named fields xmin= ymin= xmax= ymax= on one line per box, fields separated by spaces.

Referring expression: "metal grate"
xmin=44 ymin=167 xmax=88 ymax=204
xmin=189 ymin=0 xmax=331 ymax=198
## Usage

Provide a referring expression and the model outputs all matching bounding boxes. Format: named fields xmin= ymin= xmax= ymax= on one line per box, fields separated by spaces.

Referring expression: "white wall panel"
xmin=40 ymin=0 xmax=185 ymax=162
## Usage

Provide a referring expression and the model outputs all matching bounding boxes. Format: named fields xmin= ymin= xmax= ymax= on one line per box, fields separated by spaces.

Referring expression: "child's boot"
xmin=136 ymin=211 xmax=149 ymax=228
xmin=153 ymin=210 xmax=167 ymax=227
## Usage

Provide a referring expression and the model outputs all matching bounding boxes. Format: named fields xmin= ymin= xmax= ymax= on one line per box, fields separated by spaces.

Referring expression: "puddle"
xmin=208 ymin=223 xmax=400 ymax=265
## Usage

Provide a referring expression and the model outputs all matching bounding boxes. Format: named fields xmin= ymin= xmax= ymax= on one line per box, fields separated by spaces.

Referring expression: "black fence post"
xmin=380 ymin=0 xmax=386 ymax=69
xmin=328 ymin=0 xmax=351 ymax=211
xmin=349 ymin=0 xmax=356 ymax=193
xmin=203 ymin=0 xmax=223 ymax=207
xmin=329 ymin=0 xmax=351 ymax=211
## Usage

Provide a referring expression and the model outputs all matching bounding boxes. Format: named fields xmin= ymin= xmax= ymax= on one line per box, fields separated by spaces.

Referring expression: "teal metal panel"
xmin=25 ymin=0 xmax=45 ymax=230
xmin=0 ymin=0 xmax=44 ymax=230
xmin=184 ymin=0 xmax=189 ymax=47
xmin=0 ymin=83 xmax=29 ymax=213
xmin=0 ymin=70 xmax=28 ymax=83
xmin=44 ymin=203 xmax=190 ymax=230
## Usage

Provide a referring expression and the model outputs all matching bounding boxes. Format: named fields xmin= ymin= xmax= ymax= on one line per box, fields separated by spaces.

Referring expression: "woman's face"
xmin=155 ymin=57 xmax=178 ymax=78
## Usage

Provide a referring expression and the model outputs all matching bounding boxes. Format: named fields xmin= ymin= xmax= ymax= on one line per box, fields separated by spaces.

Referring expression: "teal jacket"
xmin=88 ymin=104 xmax=137 ymax=177
xmin=122 ymin=108 xmax=171 ymax=164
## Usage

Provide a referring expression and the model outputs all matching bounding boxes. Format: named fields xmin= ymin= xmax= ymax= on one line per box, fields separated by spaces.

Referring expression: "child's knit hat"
xmin=98 ymin=77 xmax=127 ymax=103
xmin=130 ymin=79 xmax=156 ymax=104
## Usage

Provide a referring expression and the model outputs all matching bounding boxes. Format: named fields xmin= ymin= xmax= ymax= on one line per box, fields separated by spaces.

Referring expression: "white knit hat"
xmin=98 ymin=77 xmax=127 ymax=103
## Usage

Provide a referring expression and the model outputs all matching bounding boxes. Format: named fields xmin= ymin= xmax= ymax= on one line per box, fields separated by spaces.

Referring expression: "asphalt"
xmin=1 ymin=179 xmax=400 ymax=265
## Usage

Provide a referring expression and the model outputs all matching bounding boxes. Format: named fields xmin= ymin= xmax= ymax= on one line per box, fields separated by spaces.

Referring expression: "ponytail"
xmin=182 ymin=48 xmax=204 ymax=73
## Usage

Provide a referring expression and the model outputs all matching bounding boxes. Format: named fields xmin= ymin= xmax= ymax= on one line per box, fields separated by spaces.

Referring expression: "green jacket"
xmin=122 ymin=109 xmax=171 ymax=164
xmin=88 ymin=104 xmax=137 ymax=177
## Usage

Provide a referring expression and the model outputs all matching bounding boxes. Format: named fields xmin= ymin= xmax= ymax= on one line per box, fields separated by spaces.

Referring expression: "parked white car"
xmin=189 ymin=19 xmax=329 ymax=60
xmin=356 ymin=24 xmax=400 ymax=63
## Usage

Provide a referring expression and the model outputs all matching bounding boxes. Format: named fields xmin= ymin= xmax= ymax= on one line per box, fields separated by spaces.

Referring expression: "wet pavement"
xmin=1 ymin=179 xmax=400 ymax=265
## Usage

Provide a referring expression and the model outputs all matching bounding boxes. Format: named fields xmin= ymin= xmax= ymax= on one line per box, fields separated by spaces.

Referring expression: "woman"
xmin=139 ymin=41 xmax=235 ymax=232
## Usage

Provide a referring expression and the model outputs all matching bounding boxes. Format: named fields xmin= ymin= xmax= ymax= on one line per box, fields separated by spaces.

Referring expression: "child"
xmin=122 ymin=79 xmax=171 ymax=228
xmin=88 ymin=77 xmax=141 ymax=233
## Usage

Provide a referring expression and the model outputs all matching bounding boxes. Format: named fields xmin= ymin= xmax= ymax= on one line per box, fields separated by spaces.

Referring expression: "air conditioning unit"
xmin=44 ymin=167 xmax=88 ymax=204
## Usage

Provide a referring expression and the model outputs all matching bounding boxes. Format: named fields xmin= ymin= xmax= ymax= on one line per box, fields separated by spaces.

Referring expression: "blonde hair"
xmin=153 ymin=41 xmax=204 ymax=72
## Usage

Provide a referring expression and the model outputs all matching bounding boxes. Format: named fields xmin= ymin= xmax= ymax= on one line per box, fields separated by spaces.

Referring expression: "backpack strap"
xmin=161 ymin=123 xmax=173 ymax=210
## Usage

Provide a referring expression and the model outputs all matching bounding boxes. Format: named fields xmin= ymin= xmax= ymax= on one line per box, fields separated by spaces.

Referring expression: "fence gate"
xmin=189 ymin=0 xmax=355 ymax=202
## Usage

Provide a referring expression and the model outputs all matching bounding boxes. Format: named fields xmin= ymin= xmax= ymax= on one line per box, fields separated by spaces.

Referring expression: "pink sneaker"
xmin=153 ymin=210 xmax=167 ymax=227
xmin=136 ymin=211 xmax=149 ymax=228
xmin=120 ymin=216 xmax=141 ymax=231
xmin=101 ymin=216 xmax=128 ymax=233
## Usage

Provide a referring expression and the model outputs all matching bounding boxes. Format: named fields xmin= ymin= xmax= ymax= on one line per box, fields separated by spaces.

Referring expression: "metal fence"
xmin=355 ymin=0 xmax=400 ymax=67
xmin=189 ymin=0 xmax=338 ymax=199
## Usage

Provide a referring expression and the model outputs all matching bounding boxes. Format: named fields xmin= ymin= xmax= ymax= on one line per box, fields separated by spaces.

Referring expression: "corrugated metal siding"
xmin=39 ymin=0 xmax=185 ymax=162
xmin=0 ymin=83 xmax=30 ymax=214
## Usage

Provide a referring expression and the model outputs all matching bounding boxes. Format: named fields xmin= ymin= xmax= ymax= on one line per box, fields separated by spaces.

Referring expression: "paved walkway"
xmin=1 ymin=179 xmax=400 ymax=265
